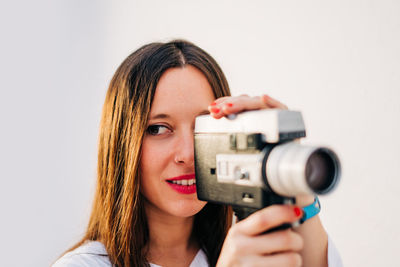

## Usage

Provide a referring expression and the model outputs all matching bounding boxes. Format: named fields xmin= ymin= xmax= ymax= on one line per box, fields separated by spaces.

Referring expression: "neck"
xmin=144 ymin=201 xmax=199 ymax=265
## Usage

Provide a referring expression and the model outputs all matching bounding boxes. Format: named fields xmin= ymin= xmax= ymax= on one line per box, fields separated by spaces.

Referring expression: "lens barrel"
xmin=265 ymin=142 xmax=341 ymax=197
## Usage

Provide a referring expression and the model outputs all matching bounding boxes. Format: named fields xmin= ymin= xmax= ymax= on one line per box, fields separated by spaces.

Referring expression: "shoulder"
xmin=190 ymin=249 xmax=209 ymax=267
xmin=52 ymin=241 xmax=112 ymax=267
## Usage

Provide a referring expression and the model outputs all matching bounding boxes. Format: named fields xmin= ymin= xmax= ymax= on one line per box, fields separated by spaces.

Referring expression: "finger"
xmin=209 ymin=95 xmax=265 ymax=119
xmin=252 ymin=252 xmax=302 ymax=267
xmin=209 ymin=96 xmax=230 ymax=106
xmin=208 ymin=97 xmax=232 ymax=119
xmin=234 ymin=205 xmax=303 ymax=236
xmin=262 ymin=94 xmax=288 ymax=109
xmin=226 ymin=229 xmax=303 ymax=256
xmin=221 ymin=96 xmax=265 ymax=114
xmin=248 ymin=229 xmax=304 ymax=254
xmin=208 ymin=104 xmax=224 ymax=119
xmin=209 ymin=95 xmax=288 ymax=119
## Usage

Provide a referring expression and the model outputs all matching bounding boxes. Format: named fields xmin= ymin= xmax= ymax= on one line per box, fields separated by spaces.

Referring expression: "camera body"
xmin=194 ymin=109 xmax=340 ymax=220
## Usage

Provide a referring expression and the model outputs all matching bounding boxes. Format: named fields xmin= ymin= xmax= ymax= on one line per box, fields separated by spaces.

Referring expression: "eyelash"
xmin=146 ymin=124 xmax=171 ymax=136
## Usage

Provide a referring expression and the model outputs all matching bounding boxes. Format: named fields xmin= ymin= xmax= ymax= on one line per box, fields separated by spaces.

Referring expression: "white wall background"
xmin=1 ymin=0 xmax=399 ymax=266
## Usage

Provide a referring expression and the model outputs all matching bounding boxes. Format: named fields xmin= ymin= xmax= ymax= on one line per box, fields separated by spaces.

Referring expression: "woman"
xmin=54 ymin=40 xmax=341 ymax=267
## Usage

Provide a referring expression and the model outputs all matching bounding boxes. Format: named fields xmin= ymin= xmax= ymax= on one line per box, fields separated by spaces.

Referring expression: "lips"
xmin=165 ymin=173 xmax=197 ymax=194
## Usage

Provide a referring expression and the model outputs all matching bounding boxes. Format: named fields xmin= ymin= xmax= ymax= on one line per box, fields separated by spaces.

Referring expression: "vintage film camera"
xmin=194 ymin=109 xmax=341 ymax=222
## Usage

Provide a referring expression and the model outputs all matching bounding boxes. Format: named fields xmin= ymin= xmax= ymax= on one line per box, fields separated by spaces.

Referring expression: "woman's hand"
xmin=208 ymin=94 xmax=288 ymax=119
xmin=216 ymin=205 xmax=304 ymax=267
xmin=211 ymin=94 xmax=302 ymax=266
xmin=209 ymin=94 xmax=329 ymax=267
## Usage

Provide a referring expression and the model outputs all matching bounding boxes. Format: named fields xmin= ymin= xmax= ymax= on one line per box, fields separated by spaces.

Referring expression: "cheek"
xmin=140 ymin=139 xmax=172 ymax=184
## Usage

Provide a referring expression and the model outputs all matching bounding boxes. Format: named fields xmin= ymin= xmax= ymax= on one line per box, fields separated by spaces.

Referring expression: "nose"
xmin=174 ymin=130 xmax=195 ymax=167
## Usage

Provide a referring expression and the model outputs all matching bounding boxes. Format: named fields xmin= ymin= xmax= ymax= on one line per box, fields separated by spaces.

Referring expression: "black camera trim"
xmin=261 ymin=144 xmax=277 ymax=193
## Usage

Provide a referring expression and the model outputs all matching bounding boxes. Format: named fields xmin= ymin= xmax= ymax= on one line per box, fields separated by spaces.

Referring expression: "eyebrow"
xmin=149 ymin=110 xmax=210 ymax=120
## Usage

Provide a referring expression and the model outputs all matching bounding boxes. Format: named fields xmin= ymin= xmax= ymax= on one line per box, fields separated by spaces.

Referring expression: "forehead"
xmin=150 ymin=66 xmax=215 ymax=115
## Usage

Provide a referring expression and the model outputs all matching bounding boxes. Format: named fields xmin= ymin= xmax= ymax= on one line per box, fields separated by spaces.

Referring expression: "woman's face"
xmin=140 ymin=65 xmax=214 ymax=218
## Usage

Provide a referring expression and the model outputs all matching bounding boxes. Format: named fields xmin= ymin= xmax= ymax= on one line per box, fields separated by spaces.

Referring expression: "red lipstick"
xmin=165 ymin=173 xmax=196 ymax=194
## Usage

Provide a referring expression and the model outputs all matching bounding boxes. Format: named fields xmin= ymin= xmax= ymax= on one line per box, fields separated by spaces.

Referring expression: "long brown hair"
xmin=64 ymin=40 xmax=232 ymax=266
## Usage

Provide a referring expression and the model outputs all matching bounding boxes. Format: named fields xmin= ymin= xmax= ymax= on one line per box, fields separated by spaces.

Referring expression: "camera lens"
xmin=305 ymin=149 xmax=337 ymax=193
xmin=265 ymin=143 xmax=341 ymax=197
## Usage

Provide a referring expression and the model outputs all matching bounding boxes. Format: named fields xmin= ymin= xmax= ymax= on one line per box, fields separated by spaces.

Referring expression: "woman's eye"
xmin=146 ymin=125 xmax=171 ymax=136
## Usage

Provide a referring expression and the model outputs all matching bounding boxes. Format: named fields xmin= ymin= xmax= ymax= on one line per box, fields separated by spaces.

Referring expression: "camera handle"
xmin=233 ymin=206 xmax=293 ymax=233
xmin=233 ymin=197 xmax=321 ymax=233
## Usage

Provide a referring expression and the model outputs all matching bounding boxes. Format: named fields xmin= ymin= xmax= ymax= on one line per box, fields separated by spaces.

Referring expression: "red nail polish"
xmin=226 ymin=103 xmax=233 ymax=107
xmin=211 ymin=107 xmax=220 ymax=113
xmin=210 ymin=102 xmax=217 ymax=106
xmin=294 ymin=206 xmax=303 ymax=217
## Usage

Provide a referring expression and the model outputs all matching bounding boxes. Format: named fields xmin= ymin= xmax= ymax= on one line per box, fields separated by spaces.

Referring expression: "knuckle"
xmin=255 ymin=213 xmax=271 ymax=229
xmin=226 ymin=225 xmax=238 ymax=239
xmin=230 ymin=242 xmax=241 ymax=255
xmin=279 ymin=231 xmax=303 ymax=250
xmin=227 ymin=226 xmax=246 ymax=243
xmin=285 ymin=252 xmax=302 ymax=267
xmin=294 ymin=233 xmax=304 ymax=250
xmin=228 ymin=224 xmax=240 ymax=237
xmin=279 ymin=230 xmax=294 ymax=247
xmin=237 ymin=257 xmax=249 ymax=267
xmin=230 ymin=238 xmax=246 ymax=255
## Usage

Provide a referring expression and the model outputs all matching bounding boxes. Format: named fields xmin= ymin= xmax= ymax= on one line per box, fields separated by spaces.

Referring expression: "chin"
xmin=168 ymin=198 xmax=207 ymax=217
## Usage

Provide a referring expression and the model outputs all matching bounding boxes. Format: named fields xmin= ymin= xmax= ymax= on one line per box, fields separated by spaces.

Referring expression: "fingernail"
xmin=294 ymin=206 xmax=303 ymax=217
xmin=226 ymin=103 xmax=233 ymax=107
xmin=211 ymin=107 xmax=220 ymax=113
xmin=210 ymin=102 xmax=217 ymax=106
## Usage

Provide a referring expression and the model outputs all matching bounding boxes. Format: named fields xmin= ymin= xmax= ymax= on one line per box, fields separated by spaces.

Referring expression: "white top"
xmin=52 ymin=236 xmax=343 ymax=267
